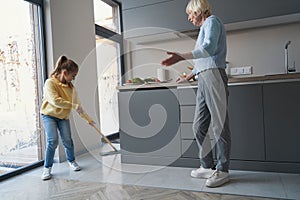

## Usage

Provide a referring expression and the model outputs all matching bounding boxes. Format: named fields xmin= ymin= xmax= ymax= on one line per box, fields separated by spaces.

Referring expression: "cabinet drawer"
xmin=180 ymin=106 xmax=195 ymax=122
xmin=182 ymin=139 xmax=216 ymax=159
xmin=178 ymin=88 xmax=197 ymax=105
xmin=180 ymin=123 xmax=194 ymax=139
xmin=182 ymin=140 xmax=198 ymax=158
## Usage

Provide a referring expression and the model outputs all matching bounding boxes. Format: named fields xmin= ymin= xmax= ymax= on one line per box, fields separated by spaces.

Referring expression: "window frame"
xmin=0 ymin=0 xmax=47 ymax=181
xmin=94 ymin=0 xmax=125 ymax=85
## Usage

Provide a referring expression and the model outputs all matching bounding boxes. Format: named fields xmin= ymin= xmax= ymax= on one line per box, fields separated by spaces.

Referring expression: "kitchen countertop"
xmin=228 ymin=72 xmax=300 ymax=83
xmin=117 ymin=73 xmax=300 ymax=91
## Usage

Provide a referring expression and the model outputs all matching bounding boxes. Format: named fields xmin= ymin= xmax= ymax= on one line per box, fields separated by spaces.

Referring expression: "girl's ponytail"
xmin=50 ymin=55 xmax=78 ymax=77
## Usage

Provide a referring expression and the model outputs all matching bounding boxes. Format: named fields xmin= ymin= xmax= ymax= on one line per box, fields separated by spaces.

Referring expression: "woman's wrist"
xmin=186 ymin=73 xmax=195 ymax=81
xmin=181 ymin=52 xmax=194 ymax=60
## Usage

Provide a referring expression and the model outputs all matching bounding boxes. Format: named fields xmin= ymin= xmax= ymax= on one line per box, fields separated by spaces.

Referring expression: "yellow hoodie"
xmin=40 ymin=76 xmax=93 ymax=123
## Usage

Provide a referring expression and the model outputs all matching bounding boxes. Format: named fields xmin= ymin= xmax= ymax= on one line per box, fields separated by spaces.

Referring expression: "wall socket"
xmin=230 ymin=66 xmax=252 ymax=76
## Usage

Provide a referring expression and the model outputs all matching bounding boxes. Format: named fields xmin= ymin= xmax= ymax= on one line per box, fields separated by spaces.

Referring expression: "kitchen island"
xmin=117 ymin=73 xmax=300 ymax=173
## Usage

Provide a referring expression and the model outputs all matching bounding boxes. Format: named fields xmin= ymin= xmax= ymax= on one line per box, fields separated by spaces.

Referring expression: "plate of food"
xmin=143 ymin=77 xmax=161 ymax=84
xmin=124 ymin=77 xmax=145 ymax=85
xmin=124 ymin=77 xmax=173 ymax=86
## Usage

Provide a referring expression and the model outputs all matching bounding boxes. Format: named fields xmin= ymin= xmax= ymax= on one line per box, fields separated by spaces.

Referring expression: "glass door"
xmin=96 ymin=36 xmax=120 ymax=136
xmin=93 ymin=0 xmax=124 ymax=136
xmin=0 ymin=0 xmax=44 ymax=177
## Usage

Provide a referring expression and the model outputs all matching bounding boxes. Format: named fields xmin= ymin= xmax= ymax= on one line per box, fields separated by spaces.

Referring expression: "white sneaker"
xmin=68 ymin=161 xmax=81 ymax=171
xmin=205 ymin=170 xmax=230 ymax=187
xmin=190 ymin=166 xmax=214 ymax=178
xmin=41 ymin=167 xmax=52 ymax=180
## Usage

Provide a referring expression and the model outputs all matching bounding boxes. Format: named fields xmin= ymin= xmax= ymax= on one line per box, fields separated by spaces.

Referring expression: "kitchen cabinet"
xmin=178 ymin=85 xmax=266 ymax=162
xmin=178 ymin=87 xmax=197 ymax=159
xmin=117 ymin=80 xmax=300 ymax=172
xmin=210 ymin=0 xmax=300 ymax=24
xmin=263 ymin=82 xmax=300 ymax=163
xmin=122 ymin=0 xmax=300 ymax=38
xmin=181 ymin=140 xmax=198 ymax=158
xmin=178 ymin=87 xmax=216 ymax=161
xmin=228 ymin=84 xmax=265 ymax=161
xmin=122 ymin=0 xmax=173 ymax=10
xmin=122 ymin=0 xmax=195 ymax=38
xmin=118 ymin=88 xmax=181 ymax=165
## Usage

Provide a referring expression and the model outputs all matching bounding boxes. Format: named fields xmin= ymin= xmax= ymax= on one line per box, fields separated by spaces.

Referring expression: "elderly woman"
xmin=161 ymin=0 xmax=230 ymax=187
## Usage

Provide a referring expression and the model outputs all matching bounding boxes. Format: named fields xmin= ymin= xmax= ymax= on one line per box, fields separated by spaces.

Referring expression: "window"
xmin=0 ymin=0 xmax=45 ymax=179
xmin=96 ymin=36 xmax=120 ymax=135
xmin=93 ymin=0 xmax=124 ymax=136
xmin=94 ymin=0 xmax=120 ymax=33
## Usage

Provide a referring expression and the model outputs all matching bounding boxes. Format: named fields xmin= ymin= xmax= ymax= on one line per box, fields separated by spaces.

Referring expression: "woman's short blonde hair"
xmin=186 ymin=0 xmax=211 ymax=17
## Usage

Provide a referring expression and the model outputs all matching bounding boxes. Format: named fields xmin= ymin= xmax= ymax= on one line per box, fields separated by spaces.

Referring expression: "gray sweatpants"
xmin=193 ymin=68 xmax=231 ymax=172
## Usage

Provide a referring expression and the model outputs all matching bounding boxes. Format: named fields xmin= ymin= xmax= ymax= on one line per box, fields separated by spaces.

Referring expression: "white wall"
xmin=126 ymin=22 xmax=300 ymax=80
xmin=124 ymin=37 xmax=196 ymax=82
xmin=44 ymin=0 xmax=100 ymax=162
xmin=227 ymin=22 xmax=300 ymax=76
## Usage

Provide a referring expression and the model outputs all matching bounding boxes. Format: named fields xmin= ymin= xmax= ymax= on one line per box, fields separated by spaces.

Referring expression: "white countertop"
xmin=117 ymin=73 xmax=300 ymax=91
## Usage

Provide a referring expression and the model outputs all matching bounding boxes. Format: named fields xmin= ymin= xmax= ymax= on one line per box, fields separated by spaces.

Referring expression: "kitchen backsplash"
xmin=124 ymin=22 xmax=300 ymax=82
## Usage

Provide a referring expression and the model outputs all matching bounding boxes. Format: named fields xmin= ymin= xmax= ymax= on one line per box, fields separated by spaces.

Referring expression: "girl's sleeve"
xmin=44 ymin=80 xmax=77 ymax=109
xmin=192 ymin=19 xmax=221 ymax=59
xmin=71 ymin=87 xmax=81 ymax=110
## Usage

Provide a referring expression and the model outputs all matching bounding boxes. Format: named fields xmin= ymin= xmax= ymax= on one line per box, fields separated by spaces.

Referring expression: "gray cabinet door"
xmin=122 ymin=0 xmax=300 ymax=38
xmin=123 ymin=0 xmax=195 ymax=37
xmin=122 ymin=0 xmax=173 ymax=10
xmin=182 ymin=140 xmax=198 ymax=158
xmin=181 ymin=123 xmax=194 ymax=139
xmin=177 ymin=88 xmax=197 ymax=106
xmin=180 ymin=106 xmax=195 ymax=123
xmin=118 ymin=88 xmax=181 ymax=157
xmin=210 ymin=0 xmax=300 ymax=24
xmin=263 ymin=82 xmax=300 ymax=162
xmin=228 ymin=84 xmax=265 ymax=161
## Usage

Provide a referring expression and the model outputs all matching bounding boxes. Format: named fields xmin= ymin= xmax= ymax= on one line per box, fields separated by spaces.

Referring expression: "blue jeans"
xmin=42 ymin=114 xmax=75 ymax=168
xmin=193 ymin=68 xmax=231 ymax=172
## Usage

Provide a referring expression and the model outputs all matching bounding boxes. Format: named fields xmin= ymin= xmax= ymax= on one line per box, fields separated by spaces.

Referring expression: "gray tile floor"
xmin=1 ymin=145 xmax=300 ymax=200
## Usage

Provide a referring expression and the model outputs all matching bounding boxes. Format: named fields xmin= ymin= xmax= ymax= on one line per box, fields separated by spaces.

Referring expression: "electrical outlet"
xmin=230 ymin=66 xmax=252 ymax=75
xmin=243 ymin=66 xmax=252 ymax=75
xmin=230 ymin=67 xmax=243 ymax=75
xmin=230 ymin=68 xmax=237 ymax=75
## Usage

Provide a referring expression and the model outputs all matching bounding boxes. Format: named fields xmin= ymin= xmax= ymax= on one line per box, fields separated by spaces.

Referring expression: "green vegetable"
xmin=132 ymin=77 xmax=144 ymax=84
xmin=144 ymin=77 xmax=156 ymax=82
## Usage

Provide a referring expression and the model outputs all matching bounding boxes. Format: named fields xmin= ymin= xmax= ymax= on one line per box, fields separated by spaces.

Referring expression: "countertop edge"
xmin=117 ymin=73 xmax=300 ymax=91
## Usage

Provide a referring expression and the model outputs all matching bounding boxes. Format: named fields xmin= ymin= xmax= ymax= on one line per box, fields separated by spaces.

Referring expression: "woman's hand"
xmin=176 ymin=76 xmax=188 ymax=83
xmin=176 ymin=72 xmax=195 ymax=84
xmin=161 ymin=52 xmax=184 ymax=66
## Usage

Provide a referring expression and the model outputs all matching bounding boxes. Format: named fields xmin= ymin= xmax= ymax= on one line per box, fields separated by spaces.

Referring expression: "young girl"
xmin=40 ymin=55 xmax=94 ymax=180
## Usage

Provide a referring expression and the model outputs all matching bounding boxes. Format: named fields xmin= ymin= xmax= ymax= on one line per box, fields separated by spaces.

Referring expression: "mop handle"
xmin=79 ymin=112 xmax=118 ymax=152
xmin=91 ymin=124 xmax=118 ymax=152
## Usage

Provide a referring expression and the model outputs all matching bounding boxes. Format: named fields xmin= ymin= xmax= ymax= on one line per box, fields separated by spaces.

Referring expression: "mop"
xmin=79 ymin=112 xmax=121 ymax=156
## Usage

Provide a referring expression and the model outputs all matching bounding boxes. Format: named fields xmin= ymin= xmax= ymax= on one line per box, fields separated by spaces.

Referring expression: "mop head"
xmin=100 ymin=150 xmax=121 ymax=156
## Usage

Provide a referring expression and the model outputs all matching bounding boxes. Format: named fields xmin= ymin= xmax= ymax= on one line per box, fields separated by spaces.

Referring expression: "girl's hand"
xmin=89 ymin=120 xmax=96 ymax=126
xmin=161 ymin=52 xmax=184 ymax=66
xmin=76 ymin=105 xmax=84 ymax=115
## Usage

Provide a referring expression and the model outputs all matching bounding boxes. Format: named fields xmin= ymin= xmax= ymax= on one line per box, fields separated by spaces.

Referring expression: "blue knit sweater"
xmin=192 ymin=15 xmax=227 ymax=74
